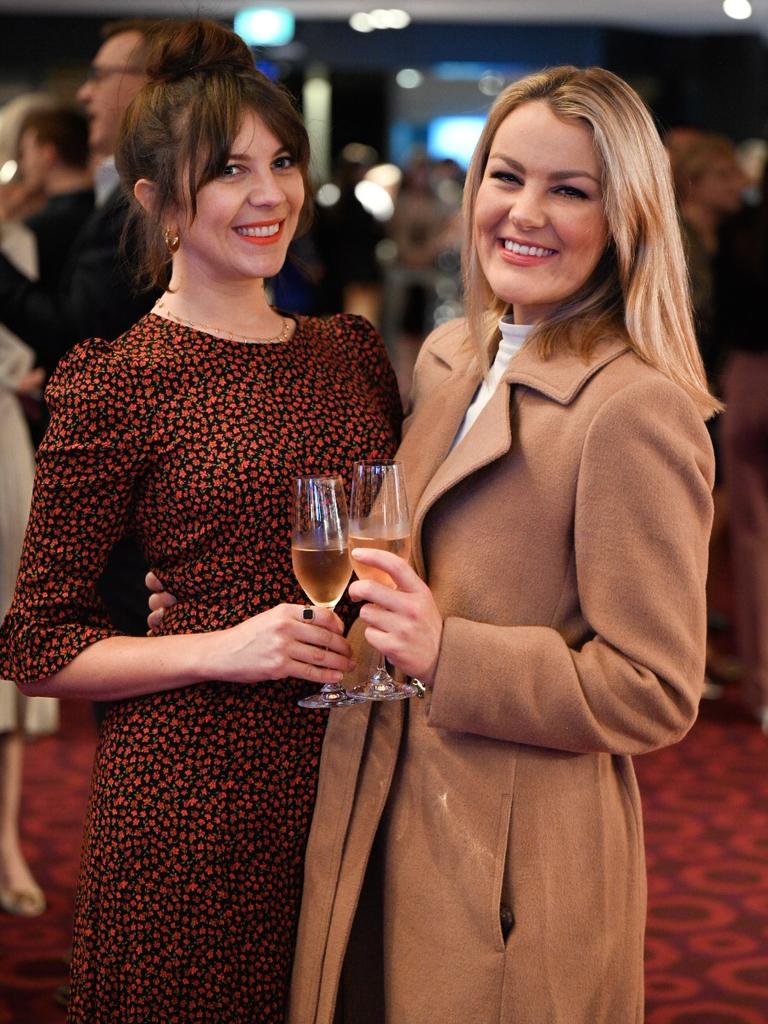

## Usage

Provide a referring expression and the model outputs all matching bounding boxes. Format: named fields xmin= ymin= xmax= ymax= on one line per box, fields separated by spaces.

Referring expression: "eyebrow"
xmin=489 ymin=154 xmax=601 ymax=185
xmin=228 ymin=146 xmax=291 ymax=161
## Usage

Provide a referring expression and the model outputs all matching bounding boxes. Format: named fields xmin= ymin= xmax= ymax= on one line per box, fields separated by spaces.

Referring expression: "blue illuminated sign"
xmin=234 ymin=8 xmax=295 ymax=47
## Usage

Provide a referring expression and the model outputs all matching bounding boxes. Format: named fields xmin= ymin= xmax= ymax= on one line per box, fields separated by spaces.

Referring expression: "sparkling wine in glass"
xmin=291 ymin=475 xmax=363 ymax=709
xmin=348 ymin=460 xmax=419 ymax=700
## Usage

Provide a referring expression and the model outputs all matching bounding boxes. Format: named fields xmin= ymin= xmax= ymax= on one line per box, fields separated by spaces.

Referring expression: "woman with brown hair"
xmin=288 ymin=66 xmax=718 ymax=1023
xmin=0 ymin=19 xmax=400 ymax=1023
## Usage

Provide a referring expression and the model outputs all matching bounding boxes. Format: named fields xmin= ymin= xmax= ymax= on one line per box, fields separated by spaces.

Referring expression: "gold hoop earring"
xmin=163 ymin=227 xmax=180 ymax=255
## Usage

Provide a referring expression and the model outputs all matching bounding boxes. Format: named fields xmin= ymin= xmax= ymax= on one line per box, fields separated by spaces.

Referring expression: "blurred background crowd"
xmin=0 ymin=0 xmax=767 ymax=972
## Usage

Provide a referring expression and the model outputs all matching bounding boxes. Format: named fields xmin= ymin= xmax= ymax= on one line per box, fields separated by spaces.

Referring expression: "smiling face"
xmin=473 ymin=100 xmax=609 ymax=325
xmin=170 ymin=108 xmax=305 ymax=290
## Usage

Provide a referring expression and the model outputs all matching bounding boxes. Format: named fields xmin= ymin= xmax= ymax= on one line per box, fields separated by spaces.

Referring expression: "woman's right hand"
xmin=208 ymin=604 xmax=354 ymax=687
xmin=145 ymin=572 xmax=353 ymax=686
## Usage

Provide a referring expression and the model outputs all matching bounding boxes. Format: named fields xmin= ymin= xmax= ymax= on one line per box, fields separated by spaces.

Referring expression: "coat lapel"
xmin=404 ymin=334 xmax=629 ymax=577
xmin=503 ymin=335 xmax=629 ymax=403
xmin=399 ymin=361 xmax=481 ymax=578
xmin=410 ymin=377 xmax=515 ymax=577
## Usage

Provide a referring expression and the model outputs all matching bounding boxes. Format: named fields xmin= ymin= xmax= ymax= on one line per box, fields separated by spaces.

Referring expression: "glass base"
xmin=298 ymin=688 xmax=368 ymax=709
xmin=348 ymin=678 xmax=419 ymax=702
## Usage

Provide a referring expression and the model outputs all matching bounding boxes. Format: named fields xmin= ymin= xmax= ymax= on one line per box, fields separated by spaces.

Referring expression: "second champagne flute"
xmin=348 ymin=460 xmax=419 ymax=700
xmin=291 ymin=475 xmax=364 ymax=709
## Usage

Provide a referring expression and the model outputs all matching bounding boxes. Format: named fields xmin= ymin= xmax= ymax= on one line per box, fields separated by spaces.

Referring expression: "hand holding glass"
xmin=291 ymin=475 xmax=363 ymax=708
xmin=348 ymin=460 xmax=419 ymax=700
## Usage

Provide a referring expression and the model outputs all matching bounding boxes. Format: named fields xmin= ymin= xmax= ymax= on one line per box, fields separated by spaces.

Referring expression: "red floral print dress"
xmin=0 ymin=312 xmax=401 ymax=1023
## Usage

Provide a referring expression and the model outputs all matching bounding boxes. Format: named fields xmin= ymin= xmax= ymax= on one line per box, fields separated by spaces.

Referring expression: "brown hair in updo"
xmin=116 ymin=18 xmax=312 ymax=290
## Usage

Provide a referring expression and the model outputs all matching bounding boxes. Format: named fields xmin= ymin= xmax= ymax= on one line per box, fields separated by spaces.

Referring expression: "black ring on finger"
xmin=302 ymin=607 xmax=315 ymax=621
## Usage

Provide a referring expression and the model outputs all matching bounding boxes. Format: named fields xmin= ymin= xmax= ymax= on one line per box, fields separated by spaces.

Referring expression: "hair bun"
xmin=147 ymin=19 xmax=255 ymax=84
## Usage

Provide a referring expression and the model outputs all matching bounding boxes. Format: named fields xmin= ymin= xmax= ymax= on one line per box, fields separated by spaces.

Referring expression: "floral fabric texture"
xmin=0 ymin=312 xmax=401 ymax=1023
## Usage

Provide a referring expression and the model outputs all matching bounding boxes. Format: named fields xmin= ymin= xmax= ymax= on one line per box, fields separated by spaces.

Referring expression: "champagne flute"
xmin=348 ymin=460 xmax=419 ymax=700
xmin=291 ymin=475 xmax=363 ymax=709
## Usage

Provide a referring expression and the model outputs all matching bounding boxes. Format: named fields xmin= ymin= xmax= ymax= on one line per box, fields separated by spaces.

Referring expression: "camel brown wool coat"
xmin=289 ymin=320 xmax=714 ymax=1024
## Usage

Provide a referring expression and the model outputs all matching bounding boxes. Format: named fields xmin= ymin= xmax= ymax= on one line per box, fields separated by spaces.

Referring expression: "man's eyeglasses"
xmin=85 ymin=64 xmax=145 ymax=83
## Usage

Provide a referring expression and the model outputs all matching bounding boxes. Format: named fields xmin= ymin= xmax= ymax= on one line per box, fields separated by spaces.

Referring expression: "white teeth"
xmin=503 ymin=240 xmax=555 ymax=257
xmin=235 ymin=223 xmax=280 ymax=237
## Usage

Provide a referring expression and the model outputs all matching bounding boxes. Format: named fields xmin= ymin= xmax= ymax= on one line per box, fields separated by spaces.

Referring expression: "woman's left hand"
xmin=349 ymin=548 xmax=443 ymax=687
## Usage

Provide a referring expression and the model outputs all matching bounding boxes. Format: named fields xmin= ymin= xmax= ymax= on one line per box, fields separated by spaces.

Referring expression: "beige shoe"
xmin=0 ymin=884 xmax=46 ymax=917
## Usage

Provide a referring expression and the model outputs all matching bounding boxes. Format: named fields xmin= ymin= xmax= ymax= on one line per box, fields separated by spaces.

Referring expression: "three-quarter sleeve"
xmin=0 ymin=337 xmax=152 ymax=686
xmin=427 ymin=378 xmax=715 ymax=755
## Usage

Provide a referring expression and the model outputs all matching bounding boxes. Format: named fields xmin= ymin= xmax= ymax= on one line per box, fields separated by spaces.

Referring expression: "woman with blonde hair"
xmin=288 ymin=65 xmax=717 ymax=1023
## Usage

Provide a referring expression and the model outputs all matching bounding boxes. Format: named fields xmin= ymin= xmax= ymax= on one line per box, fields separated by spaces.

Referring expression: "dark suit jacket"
xmin=1 ymin=185 xmax=158 ymax=643
xmin=24 ymin=188 xmax=95 ymax=299
xmin=0 ymin=186 xmax=156 ymax=369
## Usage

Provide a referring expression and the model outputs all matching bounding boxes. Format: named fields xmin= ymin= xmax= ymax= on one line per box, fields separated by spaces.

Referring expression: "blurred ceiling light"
xmin=234 ymin=8 xmax=295 ymax=46
xmin=396 ymin=68 xmax=423 ymax=89
xmin=316 ymin=183 xmax=341 ymax=207
xmin=369 ymin=9 xmax=391 ymax=28
xmin=350 ymin=12 xmax=374 ymax=31
xmin=387 ymin=9 xmax=411 ymax=28
xmin=350 ymin=9 xmax=411 ymax=32
xmin=723 ymin=0 xmax=752 ymax=18
xmin=479 ymin=71 xmax=506 ymax=96
xmin=355 ymin=180 xmax=395 ymax=221
xmin=365 ymin=163 xmax=403 ymax=190
xmin=0 ymin=159 xmax=17 ymax=184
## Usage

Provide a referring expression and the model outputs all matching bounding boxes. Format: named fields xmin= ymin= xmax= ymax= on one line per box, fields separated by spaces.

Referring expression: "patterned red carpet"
xmin=1 ymin=690 xmax=766 ymax=1023
xmin=0 ymin=700 xmax=93 ymax=1024
xmin=638 ymin=689 xmax=768 ymax=1024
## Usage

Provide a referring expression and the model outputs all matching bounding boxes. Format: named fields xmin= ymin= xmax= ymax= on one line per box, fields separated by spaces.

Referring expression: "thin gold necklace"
xmin=153 ymin=300 xmax=292 ymax=345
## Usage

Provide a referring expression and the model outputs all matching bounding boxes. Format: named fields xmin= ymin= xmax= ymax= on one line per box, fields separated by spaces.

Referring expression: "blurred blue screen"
xmin=426 ymin=116 xmax=486 ymax=169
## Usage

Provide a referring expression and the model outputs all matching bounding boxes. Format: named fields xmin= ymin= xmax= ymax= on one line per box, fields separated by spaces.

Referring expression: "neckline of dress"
xmin=147 ymin=310 xmax=301 ymax=349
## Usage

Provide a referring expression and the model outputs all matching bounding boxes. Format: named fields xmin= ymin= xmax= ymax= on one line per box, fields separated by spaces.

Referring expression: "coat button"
xmin=500 ymin=905 xmax=515 ymax=939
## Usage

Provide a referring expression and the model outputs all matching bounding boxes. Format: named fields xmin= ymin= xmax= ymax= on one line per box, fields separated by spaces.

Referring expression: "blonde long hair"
xmin=462 ymin=65 xmax=720 ymax=418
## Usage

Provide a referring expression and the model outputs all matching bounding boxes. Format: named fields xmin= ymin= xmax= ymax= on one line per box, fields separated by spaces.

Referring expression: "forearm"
xmin=18 ymin=630 xmax=219 ymax=700
xmin=15 ymin=601 xmax=354 ymax=700
xmin=428 ymin=619 xmax=702 ymax=755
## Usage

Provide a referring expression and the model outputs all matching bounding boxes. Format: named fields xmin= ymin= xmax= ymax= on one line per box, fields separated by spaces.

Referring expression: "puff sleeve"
xmin=0 ymin=337 xmax=153 ymax=686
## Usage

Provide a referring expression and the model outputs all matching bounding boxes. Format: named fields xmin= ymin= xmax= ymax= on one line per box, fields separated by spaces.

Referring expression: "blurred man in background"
xmin=0 ymin=20 xmax=160 ymax=370
xmin=17 ymin=106 xmax=94 ymax=295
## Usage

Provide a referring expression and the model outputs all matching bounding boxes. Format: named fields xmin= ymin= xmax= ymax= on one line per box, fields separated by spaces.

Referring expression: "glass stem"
xmin=370 ymin=652 xmax=395 ymax=692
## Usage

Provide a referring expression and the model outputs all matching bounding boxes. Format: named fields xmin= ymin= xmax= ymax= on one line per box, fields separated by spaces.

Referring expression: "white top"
xmin=94 ymin=156 xmax=120 ymax=207
xmin=450 ymin=319 xmax=532 ymax=451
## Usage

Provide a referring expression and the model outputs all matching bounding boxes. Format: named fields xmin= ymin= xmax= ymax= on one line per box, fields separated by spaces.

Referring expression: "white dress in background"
xmin=0 ymin=220 xmax=58 ymax=736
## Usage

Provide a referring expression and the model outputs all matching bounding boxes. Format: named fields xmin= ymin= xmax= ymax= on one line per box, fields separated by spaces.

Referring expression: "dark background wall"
xmin=1 ymin=14 xmax=765 ymax=162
